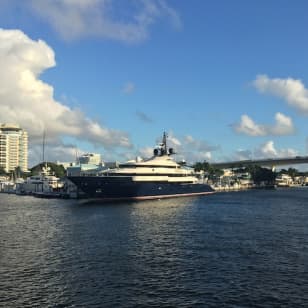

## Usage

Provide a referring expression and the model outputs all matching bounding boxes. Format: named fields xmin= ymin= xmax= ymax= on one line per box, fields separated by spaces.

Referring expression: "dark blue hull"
xmin=68 ymin=176 xmax=215 ymax=201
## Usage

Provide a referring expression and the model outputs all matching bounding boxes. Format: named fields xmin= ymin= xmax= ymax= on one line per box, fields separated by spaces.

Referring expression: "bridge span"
xmin=211 ymin=156 xmax=308 ymax=169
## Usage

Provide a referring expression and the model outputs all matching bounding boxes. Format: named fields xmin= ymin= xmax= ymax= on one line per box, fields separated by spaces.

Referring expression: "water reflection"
xmin=1 ymin=191 xmax=308 ymax=307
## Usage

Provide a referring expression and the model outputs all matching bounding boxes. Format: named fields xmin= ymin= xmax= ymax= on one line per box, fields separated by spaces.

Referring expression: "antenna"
xmin=42 ymin=130 xmax=48 ymax=171
xmin=162 ymin=132 xmax=168 ymax=154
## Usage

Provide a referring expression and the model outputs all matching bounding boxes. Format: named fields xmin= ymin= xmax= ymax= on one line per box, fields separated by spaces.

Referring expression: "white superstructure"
xmin=78 ymin=153 xmax=102 ymax=165
xmin=99 ymin=136 xmax=203 ymax=184
xmin=103 ymin=155 xmax=199 ymax=183
xmin=16 ymin=165 xmax=63 ymax=195
xmin=0 ymin=124 xmax=28 ymax=173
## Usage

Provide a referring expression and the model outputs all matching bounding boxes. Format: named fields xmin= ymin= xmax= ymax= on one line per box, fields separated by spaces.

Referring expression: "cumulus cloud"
xmin=233 ymin=115 xmax=265 ymax=136
xmin=132 ymin=132 xmax=218 ymax=164
xmin=271 ymin=112 xmax=295 ymax=135
xmin=167 ymin=133 xmax=182 ymax=148
xmin=254 ymin=141 xmax=298 ymax=159
xmin=233 ymin=149 xmax=252 ymax=161
xmin=29 ymin=141 xmax=81 ymax=165
xmin=230 ymin=141 xmax=298 ymax=162
xmin=253 ymin=74 xmax=308 ymax=114
xmin=163 ymin=133 xmax=218 ymax=163
xmin=138 ymin=146 xmax=154 ymax=159
xmin=5 ymin=0 xmax=181 ymax=43
xmin=183 ymin=135 xmax=219 ymax=152
xmin=0 ymin=29 xmax=131 ymax=164
xmin=233 ymin=113 xmax=295 ymax=136
xmin=254 ymin=141 xmax=278 ymax=158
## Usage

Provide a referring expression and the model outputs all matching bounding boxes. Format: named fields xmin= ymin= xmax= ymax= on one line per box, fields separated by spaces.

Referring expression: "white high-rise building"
xmin=0 ymin=124 xmax=28 ymax=173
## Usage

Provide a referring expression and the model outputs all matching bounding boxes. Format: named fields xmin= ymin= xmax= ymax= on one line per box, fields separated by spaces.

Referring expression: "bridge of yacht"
xmin=211 ymin=156 xmax=308 ymax=169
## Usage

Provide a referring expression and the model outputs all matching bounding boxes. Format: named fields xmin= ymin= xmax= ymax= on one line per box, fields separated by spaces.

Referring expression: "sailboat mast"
xmin=42 ymin=130 xmax=45 ymax=164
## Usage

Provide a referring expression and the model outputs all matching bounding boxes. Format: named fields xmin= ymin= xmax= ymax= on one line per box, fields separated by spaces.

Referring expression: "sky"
xmin=0 ymin=0 xmax=308 ymax=168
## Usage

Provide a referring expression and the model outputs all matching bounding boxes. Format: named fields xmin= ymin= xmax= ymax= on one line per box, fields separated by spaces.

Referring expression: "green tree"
xmin=30 ymin=162 xmax=66 ymax=178
xmin=277 ymin=167 xmax=299 ymax=179
xmin=286 ymin=167 xmax=298 ymax=179
xmin=247 ymin=165 xmax=276 ymax=185
xmin=193 ymin=161 xmax=210 ymax=172
xmin=192 ymin=161 xmax=224 ymax=179
xmin=0 ymin=167 xmax=7 ymax=175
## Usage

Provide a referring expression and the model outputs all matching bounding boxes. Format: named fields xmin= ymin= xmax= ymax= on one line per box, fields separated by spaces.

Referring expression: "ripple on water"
xmin=0 ymin=189 xmax=308 ymax=307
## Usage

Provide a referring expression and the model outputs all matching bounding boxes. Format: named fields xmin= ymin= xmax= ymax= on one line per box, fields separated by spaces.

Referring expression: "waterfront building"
xmin=65 ymin=153 xmax=106 ymax=198
xmin=275 ymin=174 xmax=293 ymax=187
xmin=55 ymin=161 xmax=74 ymax=170
xmin=65 ymin=153 xmax=106 ymax=176
xmin=56 ymin=154 xmax=103 ymax=171
xmin=0 ymin=124 xmax=28 ymax=173
xmin=78 ymin=153 xmax=102 ymax=165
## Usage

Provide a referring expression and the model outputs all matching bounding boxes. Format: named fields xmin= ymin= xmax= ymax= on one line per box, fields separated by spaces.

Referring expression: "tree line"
xmin=192 ymin=161 xmax=308 ymax=184
xmin=0 ymin=162 xmax=66 ymax=178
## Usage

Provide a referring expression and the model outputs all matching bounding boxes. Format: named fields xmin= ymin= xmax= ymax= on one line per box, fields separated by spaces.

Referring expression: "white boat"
xmin=275 ymin=174 xmax=293 ymax=187
xmin=16 ymin=165 xmax=64 ymax=196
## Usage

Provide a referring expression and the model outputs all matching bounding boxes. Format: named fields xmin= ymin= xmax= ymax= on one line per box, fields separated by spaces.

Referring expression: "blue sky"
xmin=0 ymin=0 xmax=308 ymax=167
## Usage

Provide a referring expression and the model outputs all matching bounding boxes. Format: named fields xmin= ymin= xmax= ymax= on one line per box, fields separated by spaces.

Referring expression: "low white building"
xmin=276 ymin=174 xmax=293 ymax=187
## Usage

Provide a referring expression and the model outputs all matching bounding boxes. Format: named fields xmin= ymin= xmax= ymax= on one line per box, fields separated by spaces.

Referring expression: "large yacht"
xmin=68 ymin=133 xmax=215 ymax=201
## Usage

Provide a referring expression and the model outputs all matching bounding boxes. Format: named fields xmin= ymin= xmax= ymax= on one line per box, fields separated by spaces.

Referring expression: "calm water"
xmin=0 ymin=188 xmax=308 ymax=307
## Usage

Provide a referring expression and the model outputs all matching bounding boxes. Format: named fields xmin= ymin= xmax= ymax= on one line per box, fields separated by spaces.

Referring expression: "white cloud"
xmin=234 ymin=115 xmax=265 ymax=136
xmin=160 ymin=133 xmax=217 ymax=163
xmin=271 ymin=112 xmax=295 ymax=135
xmin=132 ymin=133 xmax=218 ymax=164
xmin=0 ymin=29 xmax=131 ymax=164
xmin=253 ymin=74 xmax=308 ymax=114
xmin=167 ymin=133 xmax=182 ymax=147
xmin=233 ymin=149 xmax=252 ymax=161
xmin=254 ymin=141 xmax=298 ymax=159
xmin=233 ymin=113 xmax=295 ymax=136
xmin=29 ymin=141 xmax=81 ymax=165
xmin=255 ymin=141 xmax=277 ymax=157
xmin=184 ymin=135 xmax=218 ymax=152
xmin=230 ymin=141 xmax=298 ymax=162
xmin=12 ymin=0 xmax=181 ymax=43
xmin=138 ymin=146 xmax=154 ymax=159
xmin=194 ymin=151 xmax=212 ymax=161
xmin=180 ymin=135 xmax=219 ymax=163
